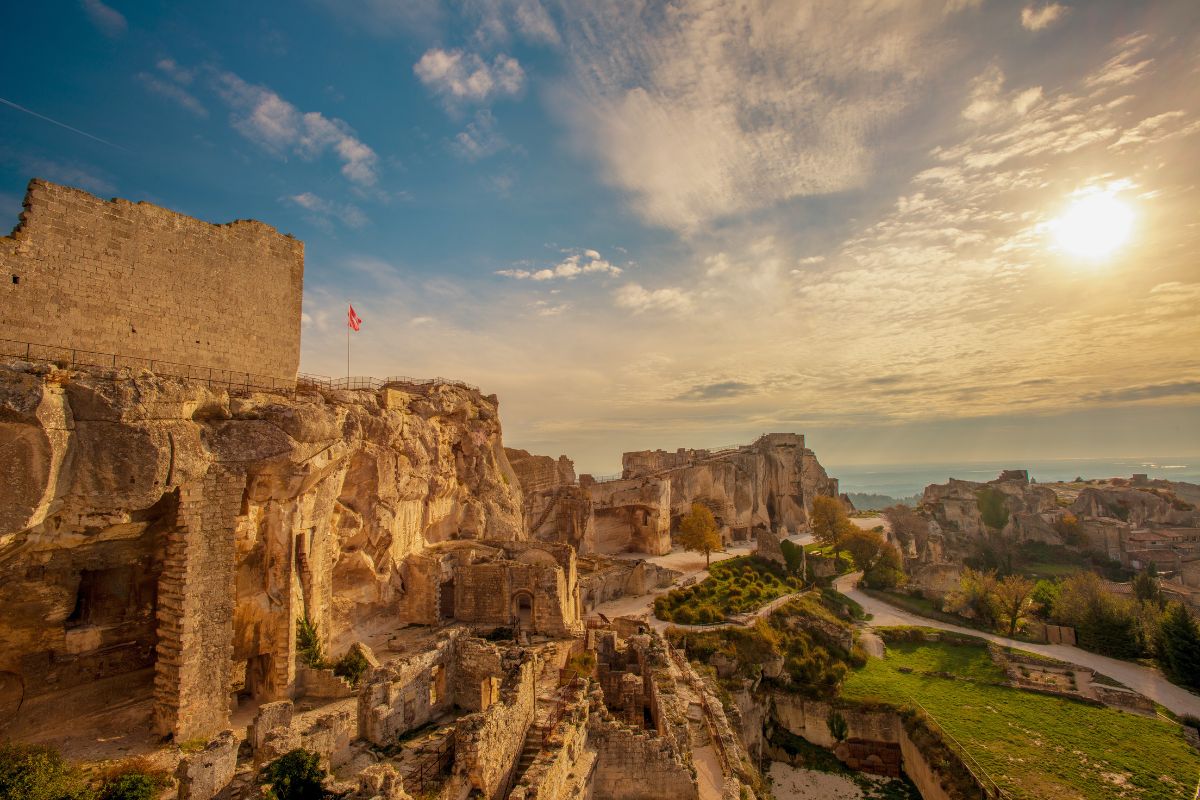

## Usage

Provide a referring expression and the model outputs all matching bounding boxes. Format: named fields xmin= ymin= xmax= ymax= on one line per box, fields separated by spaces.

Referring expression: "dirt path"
xmin=835 ymin=572 xmax=1200 ymax=718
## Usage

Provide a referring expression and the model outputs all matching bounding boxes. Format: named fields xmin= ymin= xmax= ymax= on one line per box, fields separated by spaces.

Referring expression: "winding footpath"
xmin=835 ymin=571 xmax=1200 ymax=718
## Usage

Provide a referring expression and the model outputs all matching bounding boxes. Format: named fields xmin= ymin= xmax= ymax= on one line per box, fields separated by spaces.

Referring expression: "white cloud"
xmin=497 ymin=250 xmax=622 ymax=280
xmin=285 ymin=192 xmax=368 ymax=229
xmin=552 ymin=1 xmax=977 ymax=232
xmin=81 ymin=0 xmax=126 ymax=37
xmin=1020 ymin=3 xmax=1068 ymax=32
xmin=215 ymin=72 xmax=379 ymax=186
xmin=467 ymin=0 xmax=560 ymax=46
xmin=414 ymin=48 xmax=524 ymax=106
xmin=453 ymin=110 xmax=508 ymax=160
xmin=137 ymin=62 xmax=207 ymax=117
xmin=614 ymin=283 xmax=691 ymax=313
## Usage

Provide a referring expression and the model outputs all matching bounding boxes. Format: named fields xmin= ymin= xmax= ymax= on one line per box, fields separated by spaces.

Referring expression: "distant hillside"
xmin=847 ymin=491 xmax=921 ymax=510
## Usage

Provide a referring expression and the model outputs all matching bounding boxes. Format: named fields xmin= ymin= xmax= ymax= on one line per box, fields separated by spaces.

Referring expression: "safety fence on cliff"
xmin=0 ymin=338 xmax=483 ymax=397
xmin=0 ymin=337 xmax=295 ymax=393
xmin=296 ymin=373 xmax=480 ymax=393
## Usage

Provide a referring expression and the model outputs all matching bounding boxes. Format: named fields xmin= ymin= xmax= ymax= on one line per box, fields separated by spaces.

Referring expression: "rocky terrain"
xmin=893 ymin=470 xmax=1200 ymax=602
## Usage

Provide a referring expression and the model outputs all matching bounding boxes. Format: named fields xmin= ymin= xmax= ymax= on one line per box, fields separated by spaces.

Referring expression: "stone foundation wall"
xmin=0 ymin=180 xmax=303 ymax=381
xmin=358 ymin=631 xmax=460 ymax=745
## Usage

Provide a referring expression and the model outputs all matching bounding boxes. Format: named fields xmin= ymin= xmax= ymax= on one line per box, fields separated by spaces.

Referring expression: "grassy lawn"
xmin=653 ymin=556 xmax=803 ymax=623
xmin=861 ymin=588 xmax=1043 ymax=644
xmin=842 ymin=638 xmax=1200 ymax=800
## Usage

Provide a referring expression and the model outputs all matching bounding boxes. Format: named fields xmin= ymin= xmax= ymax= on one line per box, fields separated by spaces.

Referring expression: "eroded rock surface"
xmin=0 ymin=363 xmax=523 ymax=739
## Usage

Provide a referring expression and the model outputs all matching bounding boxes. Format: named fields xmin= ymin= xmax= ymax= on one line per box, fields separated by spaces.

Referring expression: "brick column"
xmin=155 ymin=466 xmax=244 ymax=740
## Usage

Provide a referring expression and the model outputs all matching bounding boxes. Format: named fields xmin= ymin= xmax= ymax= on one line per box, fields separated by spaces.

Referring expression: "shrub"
xmin=827 ymin=710 xmax=849 ymax=742
xmin=96 ymin=771 xmax=169 ymax=800
xmin=260 ymin=750 xmax=327 ymax=800
xmin=333 ymin=646 xmax=370 ymax=687
xmin=975 ymin=487 xmax=1011 ymax=531
xmin=565 ymin=650 xmax=597 ymax=679
xmin=0 ymin=743 xmax=90 ymax=800
xmin=296 ymin=617 xmax=325 ymax=668
xmin=673 ymin=606 xmax=696 ymax=624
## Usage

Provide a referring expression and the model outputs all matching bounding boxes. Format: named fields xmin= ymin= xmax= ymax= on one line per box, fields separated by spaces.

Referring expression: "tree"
xmin=863 ymin=544 xmax=906 ymax=590
xmin=994 ymin=574 xmax=1036 ymax=636
xmin=1132 ymin=565 xmax=1162 ymax=607
xmin=1030 ymin=579 xmax=1060 ymax=619
xmin=811 ymin=495 xmax=852 ymax=556
xmin=944 ymin=568 xmax=1000 ymax=627
xmin=975 ymin=487 xmax=1011 ymax=531
xmin=260 ymin=750 xmax=327 ymax=800
xmin=679 ymin=503 xmax=722 ymax=567
xmin=1156 ymin=603 xmax=1200 ymax=692
xmin=1054 ymin=513 xmax=1085 ymax=547
xmin=842 ymin=527 xmax=885 ymax=572
xmin=1052 ymin=571 xmax=1142 ymax=658
xmin=883 ymin=505 xmax=928 ymax=551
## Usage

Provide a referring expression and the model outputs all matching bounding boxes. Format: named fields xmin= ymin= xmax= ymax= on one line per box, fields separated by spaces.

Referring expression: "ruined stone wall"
xmin=0 ymin=180 xmax=303 ymax=382
xmin=358 ymin=631 xmax=460 ymax=745
xmin=0 ymin=365 xmax=523 ymax=741
xmin=509 ymin=688 xmax=595 ymax=800
xmin=587 ymin=707 xmax=698 ymax=800
xmin=453 ymin=654 xmax=537 ymax=800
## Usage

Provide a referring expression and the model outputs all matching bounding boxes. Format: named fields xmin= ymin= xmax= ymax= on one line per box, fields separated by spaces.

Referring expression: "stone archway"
xmin=512 ymin=590 xmax=534 ymax=631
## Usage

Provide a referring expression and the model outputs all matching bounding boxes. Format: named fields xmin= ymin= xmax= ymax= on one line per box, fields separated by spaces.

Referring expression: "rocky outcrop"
xmin=0 ymin=362 xmax=523 ymax=740
xmin=506 ymin=448 xmax=594 ymax=553
xmin=618 ymin=433 xmax=840 ymax=544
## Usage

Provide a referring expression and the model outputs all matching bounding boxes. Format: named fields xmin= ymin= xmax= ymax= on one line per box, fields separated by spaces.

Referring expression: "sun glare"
xmin=1051 ymin=191 xmax=1134 ymax=259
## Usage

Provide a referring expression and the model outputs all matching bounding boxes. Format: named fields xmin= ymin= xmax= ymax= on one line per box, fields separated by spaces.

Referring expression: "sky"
xmin=1 ymin=1 xmax=1198 ymax=474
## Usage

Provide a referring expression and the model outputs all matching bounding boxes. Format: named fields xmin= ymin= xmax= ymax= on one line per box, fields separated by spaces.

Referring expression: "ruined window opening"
xmin=10 ymin=275 xmax=18 ymax=284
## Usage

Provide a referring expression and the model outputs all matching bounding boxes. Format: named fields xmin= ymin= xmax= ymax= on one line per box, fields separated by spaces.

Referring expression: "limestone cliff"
xmin=505 ymin=448 xmax=594 ymax=553
xmin=0 ymin=362 xmax=523 ymax=738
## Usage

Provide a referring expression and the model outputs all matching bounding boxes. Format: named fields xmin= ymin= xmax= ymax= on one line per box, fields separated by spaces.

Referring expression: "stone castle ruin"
xmin=1 ymin=179 xmax=303 ymax=384
xmin=0 ymin=181 xmax=785 ymax=800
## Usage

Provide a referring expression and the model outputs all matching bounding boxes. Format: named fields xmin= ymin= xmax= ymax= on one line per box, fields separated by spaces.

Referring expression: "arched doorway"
xmin=512 ymin=591 xmax=534 ymax=631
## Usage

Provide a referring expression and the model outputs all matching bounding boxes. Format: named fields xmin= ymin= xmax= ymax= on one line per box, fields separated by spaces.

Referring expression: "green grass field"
xmin=842 ymin=637 xmax=1200 ymax=800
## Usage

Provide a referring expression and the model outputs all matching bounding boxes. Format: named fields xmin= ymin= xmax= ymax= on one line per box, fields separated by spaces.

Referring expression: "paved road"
xmin=835 ymin=572 xmax=1200 ymax=718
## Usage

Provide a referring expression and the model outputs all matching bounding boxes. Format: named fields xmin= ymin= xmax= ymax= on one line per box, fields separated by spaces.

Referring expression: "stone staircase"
xmin=512 ymin=724 xmax=546 ymax=785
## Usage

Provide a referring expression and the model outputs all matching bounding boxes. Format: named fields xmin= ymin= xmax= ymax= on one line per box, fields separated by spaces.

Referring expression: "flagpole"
xmin=346 ymin=301 xmax=350 ymax=383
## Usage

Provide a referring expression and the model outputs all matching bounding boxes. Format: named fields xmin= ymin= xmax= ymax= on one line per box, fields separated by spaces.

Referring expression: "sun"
xmin=1050 ymin=190 xmax=1134 ymax=259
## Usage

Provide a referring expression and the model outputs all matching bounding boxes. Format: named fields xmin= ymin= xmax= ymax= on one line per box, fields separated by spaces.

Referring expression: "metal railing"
xmin=296 ymin=372 xmax=480 ymax=393
xmin=587 ymin=472 xmax=625 ymax=484
xmin=0 ymin=337 xmax=295 ymax=393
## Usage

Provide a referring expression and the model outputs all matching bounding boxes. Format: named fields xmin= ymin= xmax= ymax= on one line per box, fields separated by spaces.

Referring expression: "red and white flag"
xmin=347 ymin=304 xmax=362 ymax=331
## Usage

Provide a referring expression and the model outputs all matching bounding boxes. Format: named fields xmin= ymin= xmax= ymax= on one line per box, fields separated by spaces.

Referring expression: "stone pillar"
xmin=155 ymin=466 xmax=243 ymax=740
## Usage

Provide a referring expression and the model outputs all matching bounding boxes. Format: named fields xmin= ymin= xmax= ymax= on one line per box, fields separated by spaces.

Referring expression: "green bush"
xmin=0 ymin=743 xmax=89 ymax=800
xmin=96 ymin=772 xmax=168 ymax=800
xmin=976 ymin=487 xmax=1011 ymax=531
xmin=673 ymin=606 xmax=696 ymax=624
xmin=260 ymin=750 xmax=327 ymax=800
xmin=332 ymin=646 xmax=370 ymax=687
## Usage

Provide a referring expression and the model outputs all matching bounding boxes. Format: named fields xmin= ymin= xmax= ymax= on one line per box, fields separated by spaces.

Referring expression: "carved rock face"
xmin=0 ymin=364 xmax=525 ymax=737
